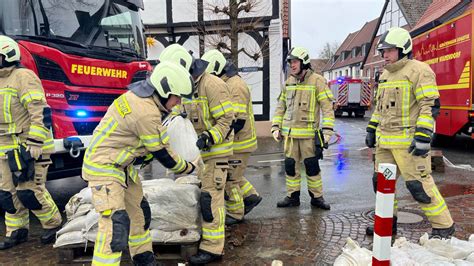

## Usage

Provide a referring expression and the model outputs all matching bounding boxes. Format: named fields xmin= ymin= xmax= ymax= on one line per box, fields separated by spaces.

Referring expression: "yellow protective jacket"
xmin=82 ymin=90 xmax=194 ymax=185
xmin=223 ymin=74 xmax=257 ymax=153
xmin=176 ymin=73 xmax=234 ymax=160
xmin=368 ymin=57 xmax=439 ymax=149
xmin=272 ymin=70 xmax=335 ymax=140
xmin=0 ymin=66 xmax=54 ymax=156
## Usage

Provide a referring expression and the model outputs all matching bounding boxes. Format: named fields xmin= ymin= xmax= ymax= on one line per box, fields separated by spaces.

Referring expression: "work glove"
xmin=408 ymin=127 xmax=432 ymax=157
xmin=365 ymin=131 xmax=376 ymax=148
xmin=196 ymin=131 xmax=213 ymax=150
xmin=314 ymin=130 xmax=325 ymax=160
xmin=272 ymin=128 xmax=282 ymax=143
xmin=27 ymin=143 xmax=43 ymax=160
xmin=233 ymin=119 xmax=246 ymax=134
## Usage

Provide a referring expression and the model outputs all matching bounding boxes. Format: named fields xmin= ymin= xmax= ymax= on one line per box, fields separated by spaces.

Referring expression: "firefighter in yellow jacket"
xmin=160 ymin=45 xmax=235 ymax=264
xmin=0 ymin=36 xmax=62 ymax=249
xmin=272 ymin=47 xmax=335 ymax=209
xmin=365 ymin=27 xmax=455 ymax=239
xmin=82 ymin=61 xmax=199 ymax=265
xmin=200 ymin=50 xmax=262 ymax=225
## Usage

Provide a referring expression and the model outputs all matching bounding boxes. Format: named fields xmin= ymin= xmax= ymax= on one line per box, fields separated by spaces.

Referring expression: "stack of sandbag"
xmin=334 ymin=234 xmax=474 ymax=265
xmin=54 ymin=175 xmax=201 ymax=248
xmin=54 ymin=187 xmax=99 ymax=248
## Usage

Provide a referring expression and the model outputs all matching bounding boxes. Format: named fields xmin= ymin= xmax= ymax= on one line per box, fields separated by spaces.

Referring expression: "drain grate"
xmin=362 ymin=209 xmax=431 ymax=229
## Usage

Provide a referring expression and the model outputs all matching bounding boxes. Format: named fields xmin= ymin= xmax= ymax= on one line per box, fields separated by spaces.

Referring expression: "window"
xmin=355 ymin=68 xmax=360 ymax=78
xmin=352 ymin=48 xmax=357 ymax=57
xmin=367 ymin=68 xmax=371 ymax=79
xmin=345 ymin=69 xmax=349 ymax=76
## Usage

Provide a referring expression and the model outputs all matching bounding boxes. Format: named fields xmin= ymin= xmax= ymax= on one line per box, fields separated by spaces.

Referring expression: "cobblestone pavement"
xmin=1 ymin=194 xmax=473 ymax=265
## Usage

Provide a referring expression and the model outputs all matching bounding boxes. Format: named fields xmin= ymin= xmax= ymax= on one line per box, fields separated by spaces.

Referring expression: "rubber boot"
xmin=277 ymin=191 xmax=300 ymax=208
xmin=366 ymin=216 xmax=398 ymax=236
xmin=0 ymin=229 xmax=29 ymax=250
xmin=41 ymin=226 xmax=61 ymax=244
xmin=132 ymin=251 xmax=157 ymax=266
xmin=310 ymin=195 xmax=330 ymax=210
xmin=243 ymin=194 xmax=262 ymax=215
xmin=430 ymin=224 xmax=455 ymax=239
xmin=189 ymin=250 xmax=222 ymax=265
xmin=225 ymin=215 xmax=243 ymax=226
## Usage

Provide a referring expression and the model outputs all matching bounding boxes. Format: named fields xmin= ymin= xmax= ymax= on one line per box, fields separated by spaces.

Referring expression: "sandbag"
xmin=150 ymin=229 xmax=200 ymax=243
xmin=333 ymin=238 xmax=372 ymax=266
xmin=84 ymin=228 xmax=98 ymax=243
xmin=53 ymin=231 xmax=86 ymax=248
xmin=85 ymin=209 xmax=100 ymax=232
xmin=390 ymin=246 xmax=417 ymax=266
xmin=57 ymin=215 xmax=88 ymax=236
xmin=143 ymin=179 xmax=200 ymax=231
xmin=395 ymin=236 xmax=453 ymax=265
xmin=420 ymin=233 xmax=473 ymax=260
xmin=163 ymin=115 xmax=200 ymax=162
xmin=65 ymin=187 xmax=93 ymax=220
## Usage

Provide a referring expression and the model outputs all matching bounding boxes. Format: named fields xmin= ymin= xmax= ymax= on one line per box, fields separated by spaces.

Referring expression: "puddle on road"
xmin=438 ymin=183 xmax=474 ymax=197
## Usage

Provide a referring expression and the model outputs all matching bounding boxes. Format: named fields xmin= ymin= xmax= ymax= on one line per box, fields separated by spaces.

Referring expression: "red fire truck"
xmin=1 ymin=0 xmax=152 ymax=178
xmin=412 ymin=10 xmax=474 ymax=139
xmin=328 ymin=77 xmax=372 ymax=118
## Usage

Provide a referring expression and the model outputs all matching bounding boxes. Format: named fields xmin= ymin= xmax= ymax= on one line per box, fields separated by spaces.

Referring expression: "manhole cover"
xmin=397 ymin=211 xmax=423 ymax=224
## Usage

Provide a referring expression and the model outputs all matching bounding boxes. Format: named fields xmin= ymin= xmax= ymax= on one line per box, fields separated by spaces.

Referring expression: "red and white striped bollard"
xmin=372 ymin=163 xmax=397 ymax=266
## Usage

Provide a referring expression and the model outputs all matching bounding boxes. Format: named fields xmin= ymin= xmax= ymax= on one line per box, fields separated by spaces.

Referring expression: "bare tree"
xmin=197 ymin=0 xmax=269 ymax=68
xmin=318 ymin=41 xmax=340 ymax=59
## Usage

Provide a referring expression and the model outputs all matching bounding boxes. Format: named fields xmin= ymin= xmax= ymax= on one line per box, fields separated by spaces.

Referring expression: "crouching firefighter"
xmin=365 ymin=27 xmax=455 ymax=239
xmin=272 ymin=46 xmax=335 ymax=209
xmin=0 ymin=35 xmax=62 ymax=249
xmin=201 ymin=50 xmax=262 ymax=226
xmin=82 ymin=62 xmax=199 ymax=266
xmin=161 ymin=45 xmax=235 ymax=264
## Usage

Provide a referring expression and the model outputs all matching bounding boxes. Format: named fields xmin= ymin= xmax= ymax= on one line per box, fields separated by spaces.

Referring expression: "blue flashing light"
xmin=337 ymin=77 xmax=344 ymax=84
xmin=76 ymin=110 xmax=88 ymax=117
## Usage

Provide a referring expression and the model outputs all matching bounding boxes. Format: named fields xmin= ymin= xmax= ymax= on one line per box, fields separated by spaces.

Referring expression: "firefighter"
xmin=0 ymin=35 xmax=62 ymax=249
xmin=365 ymin=27 xmax=455 ymax=238
xmin=160 ymin=46 xmax=234 ymax=264
xmin=272 ymin=46 xmax=335 ymax=209
xmin=82 ymin=61 xmax=199 ymax=266
xmin=200 ymin=49 xmax=262 ymax=225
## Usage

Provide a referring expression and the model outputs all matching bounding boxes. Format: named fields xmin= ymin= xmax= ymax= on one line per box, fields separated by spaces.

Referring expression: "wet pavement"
xmin=0 ymin=116 xmax=473 ymax=265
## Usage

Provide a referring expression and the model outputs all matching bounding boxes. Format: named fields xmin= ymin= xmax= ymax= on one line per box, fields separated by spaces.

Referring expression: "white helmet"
xmin=149 ymin=61 xmax=194 ymax=99
xmin=377 ymin=27 xmax=412 ymax=55
xmin=159 ymin=44 xmax=193 ymax=71
xmin=0 ymin=35 xmax=21 ymax=63
xmin=202 ymin=49 xmax=227 ymax=75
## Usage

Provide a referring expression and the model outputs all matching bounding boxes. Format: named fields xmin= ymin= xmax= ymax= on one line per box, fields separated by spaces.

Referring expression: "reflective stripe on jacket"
xmin=369 ymin=57 xmax=440 ymax=149
xmin=272 ymin=70 xmax=335 ymax=139
xmin=0 ymin=66 xmax=53 ymax=155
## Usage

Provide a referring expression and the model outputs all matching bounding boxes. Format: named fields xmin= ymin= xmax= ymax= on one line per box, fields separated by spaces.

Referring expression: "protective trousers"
xmin=199 ymin=158 xmax=228 ymax=255
xmin=90 ymin=177 xmax=152 ymax=265
xmin=225 ymin=152 xmax=259 ymax=220
xmin=0 ymin=157 xmax=61 ymax=236
xmin=284 ymin=137 xmax=323 ymax=197
xmin=375 ymin=147 xmax=453 ymax=229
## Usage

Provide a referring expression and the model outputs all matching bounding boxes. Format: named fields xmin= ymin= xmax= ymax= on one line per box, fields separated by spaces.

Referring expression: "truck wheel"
xmin=335 ymin=110 xmax=343 ymax=118
xmin=355 ymin=111 xmax=365 ymax=118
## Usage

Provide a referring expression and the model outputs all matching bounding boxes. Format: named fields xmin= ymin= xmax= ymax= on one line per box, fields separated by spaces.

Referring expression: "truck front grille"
xmin=65 ymin=91 xmax=121 ymax=106
xmin=73 ymin=122 xmax=100 ymax=135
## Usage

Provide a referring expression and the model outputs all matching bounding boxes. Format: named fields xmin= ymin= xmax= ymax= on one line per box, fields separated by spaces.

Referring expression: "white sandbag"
xmin=143 ymin=179 xmax=200 ymax=231
xmin=57 ymin=215 xmax=88 ymax=236
xmin=163 ymin=115 xmax=200 ymax=162
xmin=390 ymin=246 xmax=417 ymax=266
xmin=333 ymin=238 xmax=372 ymax=266
xmin=150 ymin=229 xmax=200 ymax=243
xmin=175 ymin=175 xmax=201 ymax=186
xmin=449 ymin=236 xmax=474 ymax=255
xmin=466 ymin=253 xmax=474 ymax=262
xmin=85 ymin=209 xmax=100 ymax=232
xmin=65 ymin=187 xmax=93 ymax=220
xmin=420 ymin=233 xmax=472 ymax=259
xmin=85 ymin=228 xmax=98 ymax=243
xmin=453 ymin=260 xmax=474 ymax=266
xmin=68 ymin=203 xmax=93 ymax=220
xmin=397 ymin=239 xmax=453 ymax=264
xmin=53 ymin=231 xmax=86 ymax=248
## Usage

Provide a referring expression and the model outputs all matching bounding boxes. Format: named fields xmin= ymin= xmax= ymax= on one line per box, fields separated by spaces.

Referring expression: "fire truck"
xmin=412 ymin=10 xmax=474 ymax=139
xmin=328 ymin=77 xmax=372 ymax=118
xmin=0 ymin=0 xmax=152 ymax=178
